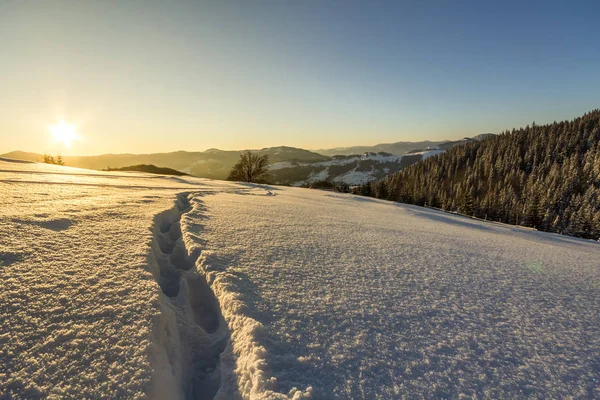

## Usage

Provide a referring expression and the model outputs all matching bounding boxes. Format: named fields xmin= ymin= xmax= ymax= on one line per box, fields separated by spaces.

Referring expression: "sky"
xmin=0 ymin=0 xmax=599 ymax=156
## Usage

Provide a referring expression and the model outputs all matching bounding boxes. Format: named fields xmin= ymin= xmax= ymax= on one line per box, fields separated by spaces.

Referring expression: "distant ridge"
xmin=104 ymin=164 xmax=188 ymax=176
xmin=1 ymin=135 xmax=494 ymax=184
xmin=315 ymin=134 xmax=495 ymax=156
xmin=0 ymin=147 xmax=329 ymax=180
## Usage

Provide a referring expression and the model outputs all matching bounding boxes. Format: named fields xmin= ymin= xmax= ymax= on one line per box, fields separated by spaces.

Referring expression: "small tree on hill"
xmin=228 ymin=151 xmax=269 ymax=182
xmin=42 ymin=154 xmax=65 ymax=166
xmin=43 ymin=154 xmax=55 ymax=164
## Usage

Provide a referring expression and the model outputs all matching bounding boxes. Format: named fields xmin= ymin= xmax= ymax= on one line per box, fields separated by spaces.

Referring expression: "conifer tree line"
xmin=355 ymin=110 xmax=600 ymax=240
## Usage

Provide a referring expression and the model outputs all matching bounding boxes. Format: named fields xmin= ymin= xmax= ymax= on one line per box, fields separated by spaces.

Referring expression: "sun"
xmin=49 ymin=121 xmax=79 ymax=147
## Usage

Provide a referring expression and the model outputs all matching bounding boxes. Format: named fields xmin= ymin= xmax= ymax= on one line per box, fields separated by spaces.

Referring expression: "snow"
xmin=0 ymin=160 xmax=236 ymax=399
xmin=305 ymin=169 xmax=329 ymax=183
xmin=358 ymin=153 xmax=400 ymax=162
xmin=191 ymin=188 xmax=600 ymax=399
xmin=278 ymin=167 xmax=330 ymax=187
xmin=411 ymin=149 xmax=445 ymax=160
xmin=2 ymin=159 xmax=600 ymax=399
xmin=268 ymin=162 xmax=294 ymax=171
xmin=269 ymin=153 xmax=400 ymax=171
xmin=269 ymin=153 xmax=404 ymax=186
xmin=332 ymin=168 xmax=375 ymax=185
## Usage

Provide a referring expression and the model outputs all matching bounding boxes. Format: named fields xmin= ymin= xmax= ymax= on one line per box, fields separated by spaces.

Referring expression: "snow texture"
xmin=191 ymin=187 xmax=600 ymax=399
xmin=2 ymin=159 xmax=600 ymax=399
xmin=0 ymin=160 xmax=236 ymax=399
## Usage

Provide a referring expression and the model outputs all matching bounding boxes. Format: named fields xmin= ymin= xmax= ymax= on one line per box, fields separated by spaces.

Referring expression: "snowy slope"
xmin=268 ymin=152 xmax=408 ymax=186
xmin=2 ymin=159 xmax=599 ymax=399
xmin=268 ymin=151 xmax=448 ymax=186
xmin=186 ymin=187 xmax=600 ymax=399
xmin=0 ymin=160 xmax=238 ymax=399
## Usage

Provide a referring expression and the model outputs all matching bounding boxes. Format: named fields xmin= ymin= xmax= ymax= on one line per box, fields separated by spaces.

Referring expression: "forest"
xmin=355 ymin=110 xmax=600 ymax=240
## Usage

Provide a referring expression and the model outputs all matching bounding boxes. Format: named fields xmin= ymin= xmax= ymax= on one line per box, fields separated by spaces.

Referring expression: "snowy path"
xmin=148 ymin=193 xmax=230 ymax=400
xmin=2 ymin=159 xmax=600 ymax=399
xmin=0 ymin=160 xmax=236 ymax=398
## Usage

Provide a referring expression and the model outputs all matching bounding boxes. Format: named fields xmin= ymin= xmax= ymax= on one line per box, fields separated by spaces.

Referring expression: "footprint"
xmin=149 ymin=193 xmax=230 ymax=398
xmin=185 ymin=275 xmax=221 ymax=334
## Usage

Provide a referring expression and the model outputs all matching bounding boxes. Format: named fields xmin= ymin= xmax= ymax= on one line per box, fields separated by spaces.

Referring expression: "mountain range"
xmin=314 ymin=134 xmax=494 ymax=156
xmin=1 ymin=134 xmax=494 ymax=185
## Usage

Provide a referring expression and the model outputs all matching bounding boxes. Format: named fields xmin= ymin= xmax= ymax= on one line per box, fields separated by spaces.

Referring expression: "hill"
xmin=268 ymin=152 xmax=425 ymax=186
xmin=315 ymin=141 xmax=441 ymax=156
xmin=315 ymin=135 xmax=494 ymax=156
xmin=1 ymin=146 xmax=329 ymax=180
xmin=0 ymin=151 xmax=43 ymax=162
xmin=361 ymin=110 xmax=600 ymax=240
xmin=104 ymin=164 xmax=188 ymax=176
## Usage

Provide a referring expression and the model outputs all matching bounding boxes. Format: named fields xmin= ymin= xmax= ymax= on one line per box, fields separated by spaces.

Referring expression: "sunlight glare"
xmin=49 ymin=121 xmax=80 ymax=147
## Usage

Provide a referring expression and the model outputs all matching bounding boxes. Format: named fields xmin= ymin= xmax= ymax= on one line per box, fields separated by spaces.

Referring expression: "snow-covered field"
xmin=1 ymin=159 xmax=599 ymax=399
xmin=0 ymin=159 xmax=237 ymax=398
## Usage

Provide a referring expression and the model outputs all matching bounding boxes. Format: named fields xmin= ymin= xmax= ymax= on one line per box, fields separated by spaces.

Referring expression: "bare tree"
xmin=228 ymin=151 xmax=269 ymax=182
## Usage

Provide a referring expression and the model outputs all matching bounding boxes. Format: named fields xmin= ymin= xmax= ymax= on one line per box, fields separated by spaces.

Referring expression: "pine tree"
xmin=523 ymin=194 xmax=540 ymax=228
xmin=360 ymin=182 xmax=372 ymax=196
xmin=356 ymin=109 xmax=600 ymax=240
xmin=43 ymin=154 xmax=55 ymax=164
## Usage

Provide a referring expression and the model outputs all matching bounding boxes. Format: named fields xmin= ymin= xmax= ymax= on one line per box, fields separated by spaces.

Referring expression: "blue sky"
xmin=0 ymin=0 xmax=598 ymax=155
